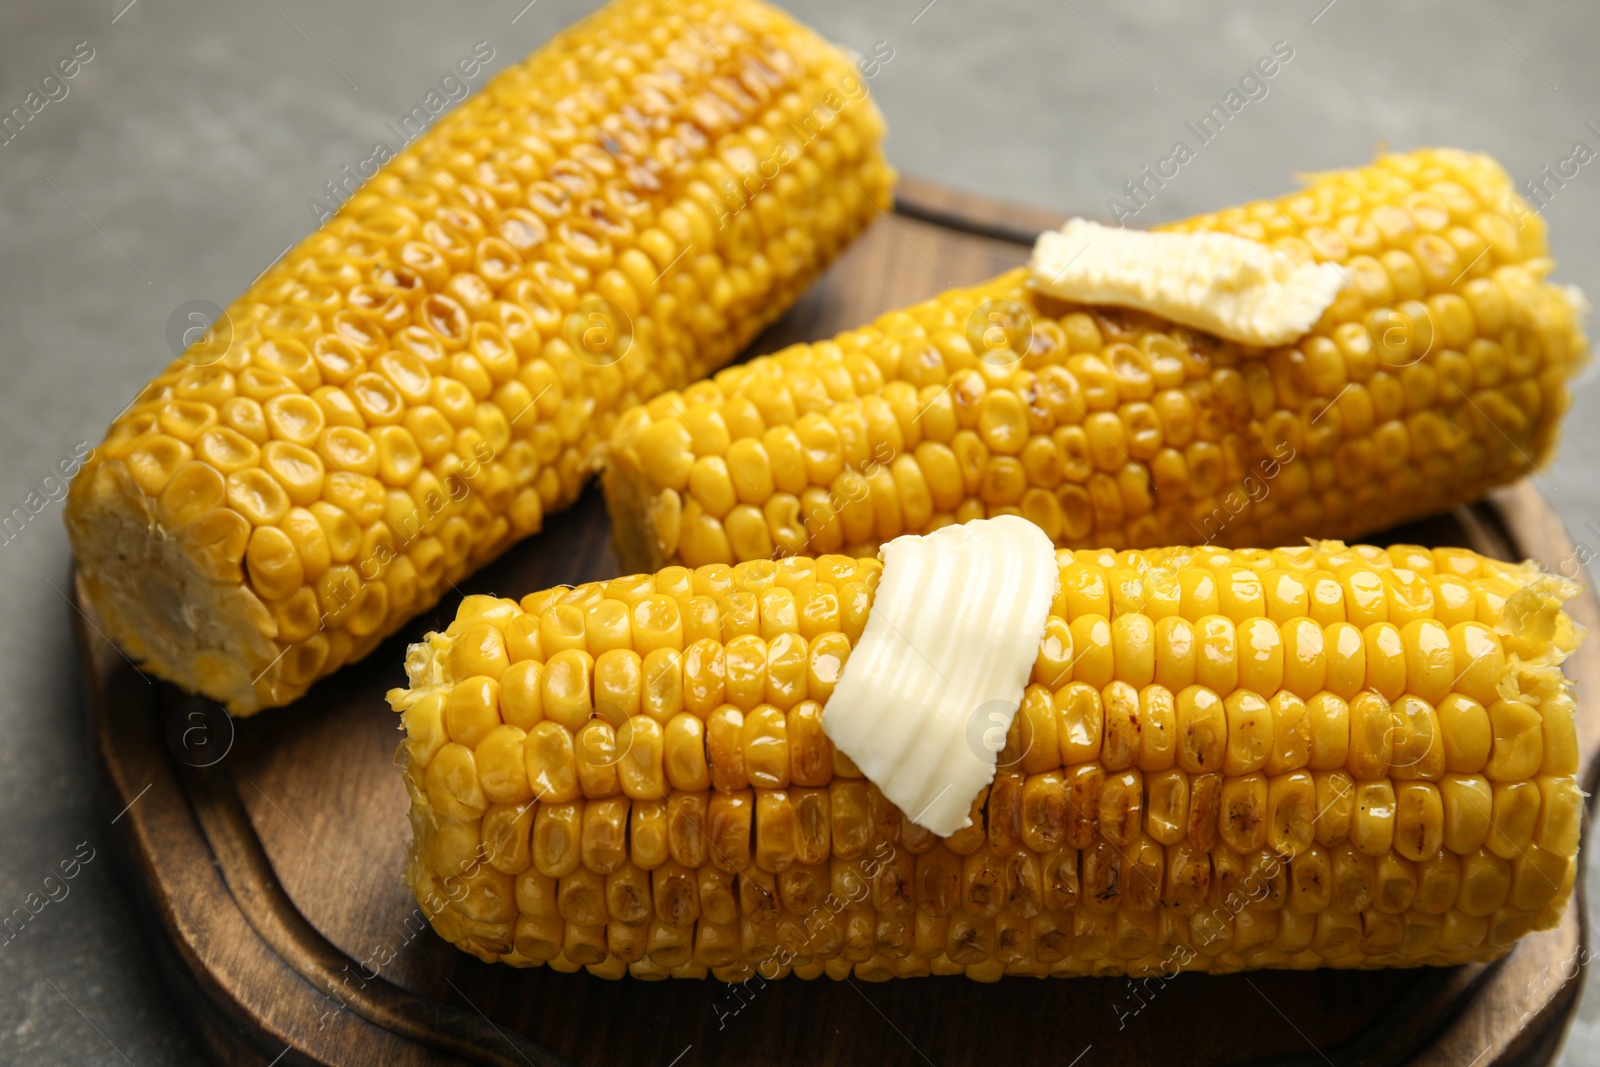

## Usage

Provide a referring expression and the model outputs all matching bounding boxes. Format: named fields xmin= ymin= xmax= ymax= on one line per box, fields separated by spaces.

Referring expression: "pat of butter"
xmin=821 ymin=516 xmax=1058 ymax=836
xmin=1029 ymin=218 xmax=1347 ymax=347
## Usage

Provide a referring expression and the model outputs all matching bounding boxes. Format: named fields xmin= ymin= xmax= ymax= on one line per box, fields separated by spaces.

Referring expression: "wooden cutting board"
xmin=76 ymin=178 xmax=1599 ymax=1067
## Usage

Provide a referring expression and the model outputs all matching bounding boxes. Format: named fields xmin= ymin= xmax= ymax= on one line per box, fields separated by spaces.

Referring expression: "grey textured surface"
xmin=0 ymin=1 xmax=1596 ymax=1064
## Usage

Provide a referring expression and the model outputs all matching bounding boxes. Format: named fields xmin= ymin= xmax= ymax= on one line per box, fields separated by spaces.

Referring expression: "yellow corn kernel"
xmin=425 ymin=742 xmax=487 ymax=822
xmin=581 ymin=799 xmax=629 ymax=875
xmin=1437 ymin=693 xmax=1491 ymax=773
xmin=1458 ymin=850 xmax=1511 ymax=917
xmin=575 ymin=726 xmax=622 ymax=800
xmin=1312 ymin=770 xmax=1355 ymax=849
xmin=1485 ymin=780 xmax=1541 ymax=861
xmin=1485 ymin=698 xmax=1544 ymax=781
xmin=1347 ymin=691 xmax=1395 ymax=780
xmin=1390 ymin=695 xmax=1445 ymax=782
xmin=618 ymin=717 xmax=667 ymax=801
xmin=1056 ymin=682 xmax=1104 ymax=766
xmin=618 ymin=805 xmax=666 ymax=876
xmin=523 ymin=723 xmax=579 ymax=806
xmin=533 ymin=802 xmax=583 ymax=880
xmin=445 ymin=676 xmax=500 ymax=748
xmin=1265 ymin=691 xmax=1311 ymax=775
xmin=476 ymin=725 xmax=532 ymax=806
xmin=483 ymin=802 xmax=534 ymax=876
xmin=541 ymin=649 xmax=594 ymax=731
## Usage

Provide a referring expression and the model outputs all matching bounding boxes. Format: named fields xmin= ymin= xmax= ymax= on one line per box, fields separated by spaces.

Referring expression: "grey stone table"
xmin=2 ymin=1 xmax=1596 ymax=1063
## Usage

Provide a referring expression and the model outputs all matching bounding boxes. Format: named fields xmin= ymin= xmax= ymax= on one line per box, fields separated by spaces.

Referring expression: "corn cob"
xmin=603 ymin=149 xmax=1587 ymax=573
xmin=63 ymin=0 xmax=892 ymax=714
xmin=388 ymin=537 xmax=1583 ymax=979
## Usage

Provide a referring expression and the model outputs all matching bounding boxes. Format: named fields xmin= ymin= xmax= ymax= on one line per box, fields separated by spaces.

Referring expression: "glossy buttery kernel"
xmin=64 ymin=0 xmax=893 ymax=714
xmin=605 ymin=149 xmax=1587 ymax=574
xmin=390 ymin=540 xmax=1581 ymax=979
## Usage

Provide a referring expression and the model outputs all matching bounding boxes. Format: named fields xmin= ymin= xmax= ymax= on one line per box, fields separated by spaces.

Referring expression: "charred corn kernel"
xmin=1187 ymin=774 xmax=1223 ymax=852
xmin=1101 ymin=682 xmax=1140 ymax=771
xmin=393 ymin=539 xmax=1582 ymax=973
xmin=67 ymin=0 xmax=892 ymax=715
xmin=608 ymin=150 xmax=1587 ymax=578
xmin=1175 ymin=685 xmax=1226 ymax=774
xmin=1220 ymin=774 xmax=1268 ymax=853
xmin=1268 ymin=771 xmax=1316 ymax=858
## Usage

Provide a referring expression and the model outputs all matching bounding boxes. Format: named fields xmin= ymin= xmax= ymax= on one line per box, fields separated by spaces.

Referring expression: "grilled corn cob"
xmin=604 ymin=149 xmax=1587 ymax=573
xmin=389 ymin=533 xmax=1583 ymax=979
xmin=64 ymin=0 xmax=892 ymax=714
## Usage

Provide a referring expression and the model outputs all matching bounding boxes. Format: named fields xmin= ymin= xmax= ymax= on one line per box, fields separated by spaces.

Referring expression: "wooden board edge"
xmin=74 ymin=570 xmax=569 ymax=1067
xmin=893 ymin=174 xmax=1067 ymax=246
xmin=79 ymin=590 xmax=351 ymax=1066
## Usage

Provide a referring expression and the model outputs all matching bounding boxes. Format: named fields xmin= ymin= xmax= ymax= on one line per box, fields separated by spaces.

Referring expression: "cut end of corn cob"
xmin=389 ymin=539 xmax=1583 ymax=980
xmin=64 ymin=0 xmax=893 ymax=714
xmin=1029 ymin=218 xmax=1349 ymax=347
xmin=603 ymin=148 xmax=1589 ymax=576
